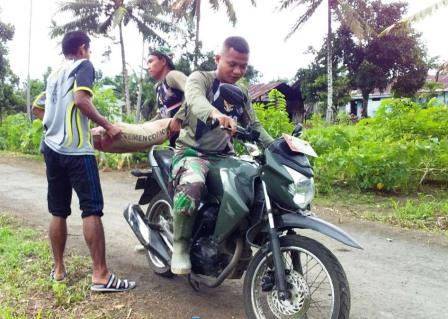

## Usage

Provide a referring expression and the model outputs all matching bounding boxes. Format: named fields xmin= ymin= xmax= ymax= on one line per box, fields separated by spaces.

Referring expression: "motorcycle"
xmin=124 ymin=84 xmax=362 ymax=319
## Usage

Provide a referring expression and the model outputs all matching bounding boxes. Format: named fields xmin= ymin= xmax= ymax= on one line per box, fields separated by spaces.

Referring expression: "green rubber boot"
xmin=171 ymin=212 xmax=195 ymax=275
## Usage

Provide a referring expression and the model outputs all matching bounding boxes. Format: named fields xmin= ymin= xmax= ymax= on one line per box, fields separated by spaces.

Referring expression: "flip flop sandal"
xmin=91 ymin=273 xmax=136 ymax=292
xmin=50 ymin=269 xmax=67 ymax=282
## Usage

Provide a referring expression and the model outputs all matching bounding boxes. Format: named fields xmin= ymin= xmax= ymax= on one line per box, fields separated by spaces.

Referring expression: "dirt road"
xmin=1 ymin=155 xmax=447 ymax=319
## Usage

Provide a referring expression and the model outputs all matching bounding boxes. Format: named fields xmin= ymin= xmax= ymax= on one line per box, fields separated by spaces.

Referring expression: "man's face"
xmin=147 ymin=55 xmax=165 ymax=81
xmin=216 ymin=47 xmax=249 ymax=84
xmin=79 ymin=44 xmax=91 ymax=60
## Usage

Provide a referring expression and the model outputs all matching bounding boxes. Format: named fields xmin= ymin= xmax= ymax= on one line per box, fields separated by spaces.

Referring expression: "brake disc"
xmin=267 ymin=270 xmax=311 ymax=318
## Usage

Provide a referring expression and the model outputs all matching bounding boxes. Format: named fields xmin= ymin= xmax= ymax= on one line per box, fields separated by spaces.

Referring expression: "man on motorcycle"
xmin=170 ymin=36 xmax=274 ymax=275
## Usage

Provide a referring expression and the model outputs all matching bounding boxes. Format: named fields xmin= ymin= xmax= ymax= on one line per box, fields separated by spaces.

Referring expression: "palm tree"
xmin=279 ymin=0 xmax=367 ymax=122
xmin=381 ymin=0 xmax=448 ymax=36
xmin=170 ymin=0 xmax=256 ymax=68
xmin=51 ymin=0 xmax=174 ymax=115
xmin=380 ymin=0 xmax=448 ymax=91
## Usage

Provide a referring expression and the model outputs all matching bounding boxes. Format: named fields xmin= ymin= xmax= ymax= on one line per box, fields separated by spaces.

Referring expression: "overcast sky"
xmin=1 ymin=0 xmax=447 ymax=83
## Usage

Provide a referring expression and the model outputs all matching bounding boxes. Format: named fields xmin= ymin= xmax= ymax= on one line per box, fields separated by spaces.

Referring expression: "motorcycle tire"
xmin=243 ymin=235 xmax=350 ymax=319
xmin=145 ymin=191 xmax=174 ymax=278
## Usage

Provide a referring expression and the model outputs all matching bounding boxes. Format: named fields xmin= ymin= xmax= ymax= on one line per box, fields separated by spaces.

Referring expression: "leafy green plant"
xmin=230 ymin=89 xmax=295 ymax=156
xmin=303 ymin=98 xmax=448 ymax=193
xmin=253 ymin=89 xmax=294 ymax=138
xmin=93 ymin=85 xmax=122 ymax=122
xmin=0 ymin=113 xmax=42 ymax=154
xmin=335 ymin=111 xmax=351 ymax=125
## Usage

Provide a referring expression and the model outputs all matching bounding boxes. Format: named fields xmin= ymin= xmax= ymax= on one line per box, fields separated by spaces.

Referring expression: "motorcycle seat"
xmin=153 ymin=149 xmax=174 ymax=184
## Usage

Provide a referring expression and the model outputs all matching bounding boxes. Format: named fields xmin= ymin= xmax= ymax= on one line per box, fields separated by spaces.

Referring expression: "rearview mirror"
xmin=292 ymin=123 xmax=303 ymax=137
xmin=220 ymin=83 xmax=246 ymax=106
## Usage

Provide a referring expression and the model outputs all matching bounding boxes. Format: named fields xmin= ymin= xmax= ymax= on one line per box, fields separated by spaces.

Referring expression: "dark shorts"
xmin=42 ymin=142 xmax=104 ymax=219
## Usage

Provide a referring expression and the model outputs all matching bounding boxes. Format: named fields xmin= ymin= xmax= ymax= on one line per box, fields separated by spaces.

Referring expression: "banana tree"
xmin=51 ymin=0 xmax=174 ymax=115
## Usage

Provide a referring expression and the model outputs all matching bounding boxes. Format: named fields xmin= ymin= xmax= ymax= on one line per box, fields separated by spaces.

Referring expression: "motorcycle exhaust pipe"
xmin=123 ymin=204 xmax=171 ymax=267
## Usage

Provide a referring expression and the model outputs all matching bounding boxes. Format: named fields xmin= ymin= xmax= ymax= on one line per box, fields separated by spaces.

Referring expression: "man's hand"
xmin=105 ymin=124 xmax=122 ymax=139
xmin=210 ymin=110 xmax=236 ymax=135
xmin=32 ymin=107 xmax=45 ymax=120
xmin=168 ymin=118 xmax=182 ymax=136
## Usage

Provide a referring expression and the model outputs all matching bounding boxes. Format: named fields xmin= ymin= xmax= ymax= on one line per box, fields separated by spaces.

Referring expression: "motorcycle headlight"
xmin=283 ymin=165 xmax=314 ymax=209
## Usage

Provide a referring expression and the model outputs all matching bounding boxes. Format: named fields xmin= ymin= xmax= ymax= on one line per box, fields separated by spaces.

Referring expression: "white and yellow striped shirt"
xmin=35 ymin=59 xmax=95 ymax=155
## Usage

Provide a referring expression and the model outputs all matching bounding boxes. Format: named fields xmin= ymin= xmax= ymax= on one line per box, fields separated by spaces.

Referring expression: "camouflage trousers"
xmin=171 ymin=148 xmax=216 ymax=217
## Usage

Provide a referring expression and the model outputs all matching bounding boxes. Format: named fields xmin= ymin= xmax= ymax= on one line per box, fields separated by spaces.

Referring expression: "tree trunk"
xmin=119 ymin=23 xmax=131 ymax=115
xmin=361 ymin=95 xmax=369 ymax=118
xmin=194 ymin=0 xmax=201 ymax=69
xmin=136 ymin=37 xmax=145 ymax=122
xmin=325 ymin=0 xmax=333 ymax=123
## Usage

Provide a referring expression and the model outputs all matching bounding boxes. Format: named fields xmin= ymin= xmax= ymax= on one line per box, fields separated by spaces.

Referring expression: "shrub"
xmin=0 ymin=113 xmax=42 ymax=154
xmin=93 ymin=86 xmax=122 ymax=122
xmin=304 ymin=98 xmax=448 ymax=193
xmin=253 ymin=89 xmax=294 ymax=138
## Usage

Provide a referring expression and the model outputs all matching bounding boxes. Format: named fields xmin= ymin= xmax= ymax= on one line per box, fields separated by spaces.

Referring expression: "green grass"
xmin=376 ymin=195 xmax=448 ymax=230
xmin=315 ymin=187 xmax=448 ymax=234
xmin=0 ymin=215 xmax=52 ymax=318
xmin=0 ymin=214 xmax=140 ymax=319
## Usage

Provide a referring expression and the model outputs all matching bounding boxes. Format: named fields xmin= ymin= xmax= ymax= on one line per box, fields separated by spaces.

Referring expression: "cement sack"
xmin=92 ymin=118 xmax=171 ymax=153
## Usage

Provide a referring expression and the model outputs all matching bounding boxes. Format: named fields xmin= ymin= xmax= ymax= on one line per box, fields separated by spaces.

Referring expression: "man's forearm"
xmin=74 ymin=93 xmax=112 ymax=129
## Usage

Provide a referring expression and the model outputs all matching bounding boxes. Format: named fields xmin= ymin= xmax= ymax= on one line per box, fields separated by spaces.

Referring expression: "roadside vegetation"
xmin=0 ymin=214 xmax=142 ymax=319
xmin=315 ymin=188 xmax=448 ymax=233
xmin=305 ymin=98 xmax=448 ymax=193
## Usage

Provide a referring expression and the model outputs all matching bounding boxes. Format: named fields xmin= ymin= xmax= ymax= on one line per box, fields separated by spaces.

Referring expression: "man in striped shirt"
xmin=32 ymin=31 xmax=135 ymax=292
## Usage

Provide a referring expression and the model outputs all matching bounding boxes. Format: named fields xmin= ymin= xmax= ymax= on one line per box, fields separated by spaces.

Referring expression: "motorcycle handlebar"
xmin=208 ymin=118 xmax=260 ymax=142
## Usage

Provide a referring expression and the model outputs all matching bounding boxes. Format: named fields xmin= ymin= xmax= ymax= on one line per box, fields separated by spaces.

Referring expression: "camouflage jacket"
xmin=176 ymin=71 xmax=274 ymax=153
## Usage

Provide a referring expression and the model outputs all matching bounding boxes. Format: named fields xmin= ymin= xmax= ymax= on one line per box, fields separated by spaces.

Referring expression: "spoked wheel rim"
xmin=146 ymin=199 xmax=173 ymax=268
xmin=251 ymin=246 xmax=335 ymax=319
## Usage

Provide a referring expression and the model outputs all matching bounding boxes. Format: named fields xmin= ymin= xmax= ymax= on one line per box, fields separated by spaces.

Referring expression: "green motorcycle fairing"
xmin=206 ymin=156 xmax=259 ymax=242
xmin=261 ymin=148 xmax=297 ymax=210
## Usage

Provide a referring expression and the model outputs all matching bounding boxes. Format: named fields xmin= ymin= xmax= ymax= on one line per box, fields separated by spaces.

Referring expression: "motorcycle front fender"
xmin=275 ymin=213 xmax=363 ymax=249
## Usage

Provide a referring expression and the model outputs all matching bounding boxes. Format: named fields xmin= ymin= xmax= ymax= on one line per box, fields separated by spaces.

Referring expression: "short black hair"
xmin=148 ymin=50 xmax=175 ymax=70
xmin=223 ymin=36 xmax=250 ymax=54
xmin=62 ymin=31 xmax=90 ymax=56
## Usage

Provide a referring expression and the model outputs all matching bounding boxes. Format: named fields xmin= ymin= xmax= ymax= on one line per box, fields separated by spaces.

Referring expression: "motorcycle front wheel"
xmin=243 ymin=235 xmax=350 ymax=319
xmin=145 ymin=191 xmax=174 ymax=278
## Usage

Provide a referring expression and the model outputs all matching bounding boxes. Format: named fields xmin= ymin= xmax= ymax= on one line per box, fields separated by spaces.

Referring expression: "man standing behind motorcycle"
xmin=147 ymin=47 xmax=187 ymax=147
xmin=170 ymin=36 xmax=274 ymax=275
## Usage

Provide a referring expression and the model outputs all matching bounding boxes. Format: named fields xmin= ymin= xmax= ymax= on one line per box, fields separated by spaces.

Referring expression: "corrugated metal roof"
xmin=350 ymin=74 xmax=448 ymax=99
xmin=248 ymin=82 xmax=284 ymax=101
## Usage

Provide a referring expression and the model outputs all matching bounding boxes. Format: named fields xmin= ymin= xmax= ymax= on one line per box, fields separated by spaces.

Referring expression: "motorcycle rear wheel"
xmin=243 ymin=235 xmax=350 ymax=319
xmin=145 ymin=191 xmax=174 ymax=278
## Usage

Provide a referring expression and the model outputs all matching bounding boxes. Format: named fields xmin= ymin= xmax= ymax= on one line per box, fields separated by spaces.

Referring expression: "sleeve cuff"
xmin=74 ymin=86 xmax=94 ymax=96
